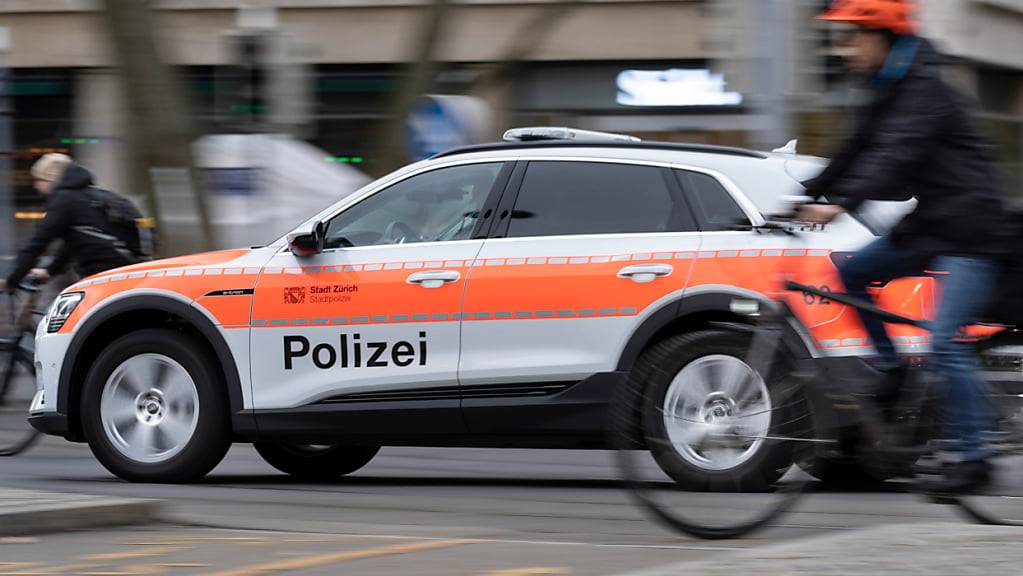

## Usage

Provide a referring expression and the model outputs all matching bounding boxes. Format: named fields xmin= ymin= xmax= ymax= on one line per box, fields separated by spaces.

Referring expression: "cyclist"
xmin=798 ymin=0 xmax=1007 ymax=493
xmin=1 ymin=153 xmax=150 ymax=293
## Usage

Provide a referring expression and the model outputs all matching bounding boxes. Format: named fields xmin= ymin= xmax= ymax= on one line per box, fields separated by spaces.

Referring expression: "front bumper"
xmin=30 ymin=320 xmax=75 ymax=435
xmin=27 ymin=412 xmax=71 ymax=437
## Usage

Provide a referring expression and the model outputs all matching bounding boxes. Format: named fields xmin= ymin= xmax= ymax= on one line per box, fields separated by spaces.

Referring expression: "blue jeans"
xmin=838 ymin=237 xmax=996 ymax=461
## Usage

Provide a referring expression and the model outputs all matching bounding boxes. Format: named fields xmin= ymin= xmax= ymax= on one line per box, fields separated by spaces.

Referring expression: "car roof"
xmin=414 ymin=140 xmax=827 ymax=216
xmin=432 ymin=140 xmax=768 ymax=160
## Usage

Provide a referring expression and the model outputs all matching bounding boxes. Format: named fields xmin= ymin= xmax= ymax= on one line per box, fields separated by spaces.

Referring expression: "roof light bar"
xmin=503 ymin=127 xmax=641 ymax=143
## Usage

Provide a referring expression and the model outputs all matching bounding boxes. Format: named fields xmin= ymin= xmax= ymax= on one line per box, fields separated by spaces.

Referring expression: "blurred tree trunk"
xmin=373 ymin=0 xmax=454 ymax=177
xmin=100 ymin=0 xmax=214 ymax=254
xmin=471 ymin=2 xmax=580 ymax=136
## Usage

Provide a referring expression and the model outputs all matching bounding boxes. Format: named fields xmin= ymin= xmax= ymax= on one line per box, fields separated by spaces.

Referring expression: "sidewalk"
xmin=0 ymin=487 xmax=160 ymax=536
xmin=624 ymin=522 xmax=1023 ymax=575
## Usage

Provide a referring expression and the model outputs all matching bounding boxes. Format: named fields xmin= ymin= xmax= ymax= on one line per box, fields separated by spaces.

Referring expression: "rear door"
xmin=457 ymin=159 xmax=702 ymax=403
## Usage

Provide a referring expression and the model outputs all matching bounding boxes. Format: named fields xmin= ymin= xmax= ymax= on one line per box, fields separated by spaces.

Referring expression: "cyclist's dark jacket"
xmin=5 ymin=164 xmax=138 ymax=286
xmin=804 ymin=37 xmax=1006 ymax=259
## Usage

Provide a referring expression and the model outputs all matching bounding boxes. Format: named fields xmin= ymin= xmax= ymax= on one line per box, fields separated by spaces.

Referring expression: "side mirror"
xmin=287 ymin=222 xmax=325 ymax=257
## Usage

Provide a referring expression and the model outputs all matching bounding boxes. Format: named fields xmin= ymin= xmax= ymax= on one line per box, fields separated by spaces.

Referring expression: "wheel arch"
xmin=58 ymin=294 xmax=250 ymax=441
xmin=616 ymin=289 xmax=816 ymax=372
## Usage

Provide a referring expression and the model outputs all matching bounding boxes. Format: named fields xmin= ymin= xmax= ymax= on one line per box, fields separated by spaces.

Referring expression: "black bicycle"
xmin=0 ymin=281 xmax=45 ymax=457
xmin=612 ymin=219 xmax=1023 ymax=539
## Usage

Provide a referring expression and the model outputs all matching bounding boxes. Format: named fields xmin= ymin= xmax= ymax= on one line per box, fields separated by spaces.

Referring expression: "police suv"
xmin=30 ymin=128 xmax=920 ymax=488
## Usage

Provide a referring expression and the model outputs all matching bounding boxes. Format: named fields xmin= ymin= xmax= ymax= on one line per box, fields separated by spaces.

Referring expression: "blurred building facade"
xmin=1 ymin=0 xmax=1022 ymax=243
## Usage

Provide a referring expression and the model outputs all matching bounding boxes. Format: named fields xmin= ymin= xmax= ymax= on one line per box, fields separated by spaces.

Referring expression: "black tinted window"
xmin=506 ymin=162 xmax=685 ymax=238
xmin=676 ymin=170 xmax=750 ymax=230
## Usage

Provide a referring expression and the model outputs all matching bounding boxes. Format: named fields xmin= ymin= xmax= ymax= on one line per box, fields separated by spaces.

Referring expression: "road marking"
xmin=0 ymin=563 xmax=101 ymax=575
xmin=198 ymin=539 xmax=477 ymax=576
xmin=80 ymin=566 xmax=163 ymax=576
xmin=123 ymin=539 xmax=207 ymax=545
xmin=82 ymin=547 xmax=187 ymax=561
xmin=156 ymin=564 xmax=209 ymax=569
xmin=486 ymin=568 xmax=570 ymax=576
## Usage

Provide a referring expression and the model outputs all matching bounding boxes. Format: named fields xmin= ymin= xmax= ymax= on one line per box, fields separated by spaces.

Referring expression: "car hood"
xmin=84 ymin=248 xmax=257 ymax=280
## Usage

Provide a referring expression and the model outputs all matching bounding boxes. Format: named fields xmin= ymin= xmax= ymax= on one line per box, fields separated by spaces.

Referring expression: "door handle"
xmin=617 ymin=264 xmax=673 ymax=284
xmin=406 ymin=270 xmax=461 ymax=289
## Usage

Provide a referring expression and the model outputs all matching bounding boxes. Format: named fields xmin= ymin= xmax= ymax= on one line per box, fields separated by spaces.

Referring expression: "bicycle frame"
xmin=0 ymin=286 xmax=45 ymax=456
xmin=740 ymin=222 xmax=1016 ymax=465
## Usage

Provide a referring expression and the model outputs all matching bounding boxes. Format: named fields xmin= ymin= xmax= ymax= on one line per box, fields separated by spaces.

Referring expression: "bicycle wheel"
xmin=611 ymin=329 xmax=817 ymax=539
xmin=0 ymin=344 xmax=40 ymax=457
xmin=943 ymin=336 xmax=1023 ymax=525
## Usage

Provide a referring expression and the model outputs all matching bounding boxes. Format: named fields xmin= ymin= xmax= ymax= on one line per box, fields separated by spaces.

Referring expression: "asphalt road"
xmin=0 ymin=434 xmax=981 ymax=576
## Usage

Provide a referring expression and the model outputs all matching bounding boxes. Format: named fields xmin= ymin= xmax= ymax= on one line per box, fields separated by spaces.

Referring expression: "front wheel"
xmin=0 ymin=348 xmax=41 ymax=457
xmin=254 ymin=441 xmax=379 ymax=480
xmin=611 ymin=329 xmax=814 ymax=539
xmin=944 ymin=333 xmax=1023 ymax=525
xmin=81 ymin=329 xmax=231 ymax=483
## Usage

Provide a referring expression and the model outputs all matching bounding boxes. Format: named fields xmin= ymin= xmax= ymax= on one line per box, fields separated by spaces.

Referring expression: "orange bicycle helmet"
xmin=818 ymin=0 xmax=917 ymax=36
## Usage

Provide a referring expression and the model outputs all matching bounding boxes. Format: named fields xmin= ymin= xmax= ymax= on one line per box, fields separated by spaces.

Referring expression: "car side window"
xmin=675 ymin=170 xmax=750 ymax=231
xmin=505 ymin=161 xmax=690 ymax=238
xmin=323 ymin=163 xmax=504 ymax=249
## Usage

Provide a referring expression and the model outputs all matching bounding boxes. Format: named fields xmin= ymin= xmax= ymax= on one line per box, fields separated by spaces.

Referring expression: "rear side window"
xmin=676 ymin=170 xmax=750 ymax=231
xmin=506 ymin=161 xmax=689 ymax=238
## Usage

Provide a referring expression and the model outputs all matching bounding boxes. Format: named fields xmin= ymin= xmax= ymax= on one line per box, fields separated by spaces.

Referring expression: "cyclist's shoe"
xmin=914 ymin=458 xmax=993 ymax=494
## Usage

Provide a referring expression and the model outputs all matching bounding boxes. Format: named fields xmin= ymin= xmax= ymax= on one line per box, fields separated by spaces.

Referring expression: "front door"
xmin=249 ymin=161 xmax=508 ymax=410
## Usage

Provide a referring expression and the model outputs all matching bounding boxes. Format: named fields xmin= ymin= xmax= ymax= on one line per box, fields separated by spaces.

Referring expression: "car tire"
xmin=80 ymin=328 xmax=231 ymax=483
xmin=635 ymin=330 xmax=808 ymax=492
xmin=253 ymin=441 xmax=380 ymax=480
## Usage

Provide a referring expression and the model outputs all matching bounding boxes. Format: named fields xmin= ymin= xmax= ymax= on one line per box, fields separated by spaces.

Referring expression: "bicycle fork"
xmin=0 ymin=342 xmax=18 ymax=407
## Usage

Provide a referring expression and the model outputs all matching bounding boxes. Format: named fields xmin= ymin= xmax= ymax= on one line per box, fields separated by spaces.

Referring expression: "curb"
xmin=0 ymin=489 xmax=161 ymax=536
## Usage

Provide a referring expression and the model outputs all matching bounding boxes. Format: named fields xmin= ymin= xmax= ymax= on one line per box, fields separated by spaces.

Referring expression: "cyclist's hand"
xmin=797 ymin=204 xmax=844 ymax=225
xmin=29 ymin=268 xmax=50 ymax=283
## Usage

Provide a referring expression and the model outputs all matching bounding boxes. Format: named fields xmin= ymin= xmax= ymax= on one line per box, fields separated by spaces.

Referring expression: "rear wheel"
xmin=641 ymin=331 xmax=802 ymax=492
xmin=611 ymin=329 xmax=815 ymax=539
xmin=81 ymin=329 xmax=231 ymax=483
xmin=254 ymin=441 xmax=379 ymax=480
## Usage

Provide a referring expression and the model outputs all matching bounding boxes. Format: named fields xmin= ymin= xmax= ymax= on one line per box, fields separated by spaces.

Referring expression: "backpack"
xmin=78 ymin=187 xmax=155 ymax=265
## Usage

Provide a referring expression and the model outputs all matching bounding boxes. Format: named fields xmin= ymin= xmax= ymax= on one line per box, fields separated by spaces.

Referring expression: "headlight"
xmin=47 ymin=292 xmax=84 ymax=333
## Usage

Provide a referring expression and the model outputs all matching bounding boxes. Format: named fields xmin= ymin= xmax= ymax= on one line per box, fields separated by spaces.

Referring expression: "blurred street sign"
xmin=206 ymin=167 xmax=259 ymax=197
xmin=405 ymin=95 xmax=491 ymax=161
xmin=616 ymin=69 xmax=743 ymax=107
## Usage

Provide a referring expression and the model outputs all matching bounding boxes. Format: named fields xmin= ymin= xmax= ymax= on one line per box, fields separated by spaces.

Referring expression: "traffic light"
xmin=222 ymin=31 xmax=271 ymax=130
xmin=219 ymin=30 xmax=311 ymax=134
